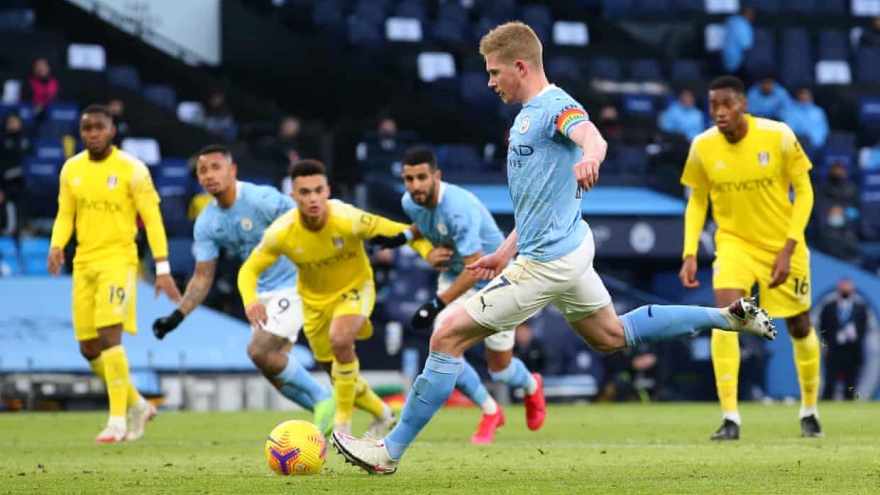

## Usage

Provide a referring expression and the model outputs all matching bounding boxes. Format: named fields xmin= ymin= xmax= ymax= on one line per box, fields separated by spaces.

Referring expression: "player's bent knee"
xmin=79 ymin=340 xmax=101 ymax=361
xmin=785 ymin=311 xmax=812 ymax=338
xmin=246 ymin=340 xmax=271 ymax=368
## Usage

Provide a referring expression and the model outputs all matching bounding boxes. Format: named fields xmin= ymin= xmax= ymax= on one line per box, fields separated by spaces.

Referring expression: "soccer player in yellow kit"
xmin=239 ymin=159 xmax=434 ymax=435
xmin=679 ymin=76 xmax=822 ymax=439
xmin=47 ymin=104 xmax=182 ymax=442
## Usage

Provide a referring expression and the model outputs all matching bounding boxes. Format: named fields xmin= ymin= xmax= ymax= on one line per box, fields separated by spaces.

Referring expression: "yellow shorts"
xmin=72 ymin=262 xmax=139 ymax=341
xmin=712 ymin=240 xmax=811 ymax=318
xmin=303 ymin=281 xmax=375 ymax=363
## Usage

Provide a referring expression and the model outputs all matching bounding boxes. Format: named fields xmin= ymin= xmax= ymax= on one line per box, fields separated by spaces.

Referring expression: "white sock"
xmin=108 ymin=416 xmax=127 ymax=430
xmin=133 ymin=397 xmax=147 ymax=410
xmin=380 ymin=402 xmax=394 ymax=420
xmin=480 ymin=396 xmax=498 ymax=415
xmin=799 ymin=405 xmax=818 ymax=419
xmin=722 ymin=411 xmax=742 ymax=425
xmin=524 ymin=375 xmax=538 ymax=395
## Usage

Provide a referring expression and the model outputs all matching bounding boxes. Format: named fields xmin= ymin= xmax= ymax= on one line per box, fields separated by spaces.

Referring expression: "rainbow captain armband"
xmin=555 ymin=107 xmax=588 ymax=137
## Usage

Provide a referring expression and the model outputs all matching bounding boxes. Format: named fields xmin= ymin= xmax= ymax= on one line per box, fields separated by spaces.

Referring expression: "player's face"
xmin=401 ymin=163 xmax=439 ymax=206
xmin=79 ymin=113 xmax=115 ymax=155
xmin=485 ymin=53 xmax=522 ymax=104
xmin=196 ymin=152 xmax=237 ymax=196
xmin=708 ymin=88 xmax=747 ymax=134
xmin=292 ymin=174 xmax=330 ymax=219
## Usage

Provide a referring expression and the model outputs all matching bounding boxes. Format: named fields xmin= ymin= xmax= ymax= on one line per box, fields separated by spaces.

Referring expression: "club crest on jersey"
xmin=518 ymin=116 xmax=530 ymax=134
xmin=758 ymin=152 xmax=770 ymax=166
xmin=437 ymin=222 xmax=448 ymax=235
xmin=332 ymin=236 xmax=344 ymax=249
xmin=240 ymin=217 xmax=253 ymax=231
xmin=107 ymin=175 xmax=117 ymax=189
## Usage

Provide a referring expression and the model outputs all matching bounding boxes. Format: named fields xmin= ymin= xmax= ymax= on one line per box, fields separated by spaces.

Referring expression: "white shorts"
xmin=435 ymin=277 xmax=514 ymax=352
xmin=256 ymin=287 xmax=304 ymax=342
xmin=464 ymin=231 xmax=612 ymax=331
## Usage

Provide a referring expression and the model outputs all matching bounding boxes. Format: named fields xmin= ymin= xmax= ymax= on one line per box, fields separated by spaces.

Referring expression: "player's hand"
xmin=155 ymin=273 xmax=182 ymax=302
xmin=679 ymin=256 xmax=700 ymax=289
xmin=369 ymin=233 xmax=408 ymax=250
xmin=153 ymin=310 xmax=185 ymax=340
xmin=411 ymin=296 xmax=446 ymax=329
xmin=47 ymin=247 xmax=65 ymax=276
xmin=245 ymin=302 xmax=268 ymax=328
xmin=573 ymin=157 xmax=601 ymax=192
xmin=769 ymin=250 xmax=792 ymax=289
xmin=467 ymin=250 xmax=511 ymax=280
xmin=426 ymin=247 xmax=453 ymax=271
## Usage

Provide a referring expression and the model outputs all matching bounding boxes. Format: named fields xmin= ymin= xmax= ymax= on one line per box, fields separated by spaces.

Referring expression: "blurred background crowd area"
xmin=1 ymin=0 xmax=880 ymax=404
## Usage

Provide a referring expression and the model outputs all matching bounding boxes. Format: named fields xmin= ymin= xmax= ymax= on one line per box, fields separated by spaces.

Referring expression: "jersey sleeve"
xmin=49 ymin=162 xmax=75 ymax=249
xmin=548 ymin=96 xmax=589 ymax=139
xmin=350 ymin=204 xmax=410 ymax=239
xmin=680 ymin=140 xmax=710 ymax=190
xmin=781 ymin=125 xmax=813 ymax=178
xmin=130 ymin=162 xmax=168 ymax=259
xmin=192 ymin=215 xmax=219 ymax=262
xmin=238 ymin=221 xmax=285 ymax=306
xmin=263 ymin=186 xmax=296 ymax=221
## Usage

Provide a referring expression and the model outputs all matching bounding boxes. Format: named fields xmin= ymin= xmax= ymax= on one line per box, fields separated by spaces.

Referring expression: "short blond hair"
xmin=479 ymin=21 xmax=543 ymax=69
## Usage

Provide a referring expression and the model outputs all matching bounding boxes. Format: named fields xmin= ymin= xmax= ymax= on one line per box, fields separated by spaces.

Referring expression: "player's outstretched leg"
xmin=456 ymin=358 xmax=505 ymax=444
xmin=486 ymin=334 xmax=544 ymax=432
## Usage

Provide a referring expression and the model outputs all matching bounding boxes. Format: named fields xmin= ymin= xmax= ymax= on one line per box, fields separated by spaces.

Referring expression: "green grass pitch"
xmin=1 ymin=402 xmax=878 ymax=494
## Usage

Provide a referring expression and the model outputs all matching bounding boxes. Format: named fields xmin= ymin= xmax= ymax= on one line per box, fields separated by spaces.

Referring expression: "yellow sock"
xmin=89 ymin=355 xmax=142 ymax=408
xmin=354 ymin=374 xmax=387 ymax=418
xmin=331 ymin=358 xmax=359 ymax=425
xmin=101 ymin=346 xmax=133 ymax=419
xmin=792 ymin=329 xmax=821 ymax=409
xmin=711 ymin=329 xmax=740 ymax=415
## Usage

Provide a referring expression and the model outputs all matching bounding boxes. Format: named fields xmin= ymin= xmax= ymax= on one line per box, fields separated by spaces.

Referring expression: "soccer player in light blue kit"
xmin=373 ymin=146 xmax=546 ymax=444
xmin=332 ymin=22 xmax=778 ymax=474
xmin=151 ymin=144 xmax=335 ymax=434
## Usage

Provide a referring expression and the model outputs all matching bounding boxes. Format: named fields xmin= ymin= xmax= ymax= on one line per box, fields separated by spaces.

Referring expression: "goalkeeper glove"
xmin=369 ymin=232 xmax=409 ymax=250
xmin=153 ymin=309 xmax=185 ymax=340
xmin=411 ymin=297 xmax=446 ymax=329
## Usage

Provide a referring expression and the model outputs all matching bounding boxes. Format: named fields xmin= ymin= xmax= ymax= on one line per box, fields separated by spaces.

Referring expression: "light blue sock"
xmin=278 ymin=383 xmax=315 ymax=411
xmin=489 ymin=357 xmax=536 ymax=393
xmin=384 ymin=351 xmax=461 ymax=460
xmin=455 ymin=359 xmax=489 ymax=407
xmin=274 ymin=357 xmax=331 ymax=404
xmin=621 ymin=305 xmax=730 ymax=347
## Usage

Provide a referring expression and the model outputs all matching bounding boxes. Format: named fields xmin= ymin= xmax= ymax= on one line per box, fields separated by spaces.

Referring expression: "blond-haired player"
xmin=679 ymin=75 xmax=822 ymax=439
xmin=48 ymin=104 xmax=182 ymax=442
xmin=331 ymin=23 xmax=777 ymax=475
xmin=238 ymin=159 xmax=434 ymax=435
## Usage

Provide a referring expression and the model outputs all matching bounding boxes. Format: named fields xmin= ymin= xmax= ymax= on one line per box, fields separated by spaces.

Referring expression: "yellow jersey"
xmin=680 ymin=115 xmax=813 ymax=253
xmin=50 ymin=147 xmax=168 ymax=265
xmin=239 ymin=200 xmax=432 ymax=307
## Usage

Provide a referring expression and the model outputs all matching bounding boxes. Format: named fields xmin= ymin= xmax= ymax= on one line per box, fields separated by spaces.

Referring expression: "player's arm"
xmin=369 ymin=222 xmax=423 ymax=249
xmin=566 ymin=116 xmax=608 ymax=192
xmin=678 ymin=141 xmax=710 ymax=289
xmin=358 ymin=209 xmax=433 ymax=259
xmin=237 ymin=230 xmax=284 ymax=326
xmin=131 ymin=164 xmax=182 ymax=301
xmin=771 ymin=130 xmax=815 ymax=288
xmin=48 ymin=164 xmax=75 ymax=276
xmin=467 ymin=229 xmax=518 ymax=281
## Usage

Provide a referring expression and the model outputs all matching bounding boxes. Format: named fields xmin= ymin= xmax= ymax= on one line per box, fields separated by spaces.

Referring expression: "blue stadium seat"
xmin=471 ymin=17 xmax=496 ymax=43
xmin=23 ymin=156 xmax=60 ymax=219
xmin=432 ymin=19 xmax=467 ymax=45
xmin=589 ymin=57 xmax=623 ymax=81
xmin=819 ymin=0 xmax=847 ymax=13
xmin=746 ymin=0 xmax=782 ymax=13
xmin=826 ymin=131 xmax=857 ymax=149
xmin=781 ymin=28 xmax=809 ymax=53
xmin=630 ymin=59 xmax=663 ymax=81
xmin=519 ymin=4 xmax=552 ymax=42
xmin=158 ymin=195 xmax=191 ymax=238
xmin=106 ymin=65 xmax=141 ymax=91
xmin=37 ymin=120 xmax=76 ymax=139
xmin=744 ymin=29 xmax=776 ymax=77
xmin=46 ymin=101 xmax=79 ymax=123
xmin=673 ymin=0 xmax=704 ymax=12
xmin=19 ymin=237 xmax=49 ymax=258
xmin=352 ymin=0 xmax=389 ymax=25
xmin=670 ymin=59 xmax=703 ymax=84
xmin=861 ymin=203 xmax=880 ymax=240
xmin=602 ymin=0 xmax=635 ymax=18
xmin=34 ymin=138 xmax=65 ymax=161
xmin=479 ymin=0 xmax=518 ymax=24
xmin=0 ymin=236 xmax=17 ymax=260
xmin=780 ymin=49 xmax=814 ymax=88
xmin=859 ymin=96 xmax=880 ymax=136
xmin=436 ymin=1 xmax=469 ymax=27
xmin=153 ymin=158 xmax=192 ymax=197
xmin=312 ymin=0 xmax=345 ymax=28
xmin=621 ymin=94 xmax=655 ymax=116
xmin=0 ymin=103 xmax=34 ymax=126
xmin=633 ymin=0 xmax=671 ymax=17
xmin=817 ymin=29 xmax=849 ymax=61
xmin=821 ymin=146 xmax=857 ymax=171
xmin=440 ymin=144 xmax=483 ymax=173
xmin=783 ymin=0 xmax=819 ymax=13
xmin=616 ymin=146 xmax=648 ymax=176
xmin=0 ymin=9 xmax=34 ymax=31
xmin=546 ymin=55 xmax=581 ymax=83
xmin=166 ymin=237 xmax=196 ymax=276
xmin=460 ymin=70 xmax=499 ymax=113
xmin=347 ymin=17 xmax=383 ymax=50
xmin=393 ymin=0 xmax=427 ymax=22
xmin=143 ymin=84 xmax=177 ymax=111
xmin=856 ymin=47 xmax=880 ymax=84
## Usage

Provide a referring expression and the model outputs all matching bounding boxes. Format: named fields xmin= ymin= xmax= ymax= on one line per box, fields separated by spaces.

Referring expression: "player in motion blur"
xmin=679 ymin=76 xmax=822 ymax=440
xmin=151 ymin=145 xmax=335 ymax=435
xmin=48 ymin=104 xmax=182 ymax=442
xmin=238 ymin=159 xmax=435 ymax=436
xmin=371 ymin=146 xmax=546 ymax=444
xmin=331 ymin=22 xmax=778 ymax=475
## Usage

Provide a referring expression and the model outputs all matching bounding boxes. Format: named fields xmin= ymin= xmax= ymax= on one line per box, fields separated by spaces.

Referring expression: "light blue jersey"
xmin=402 ymin=182 xmax=505 ymax=288
xmin=193 ymin=181 xmax=297 ymax=293
xmin=507 ymin=85 xmax=589 ymax=261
